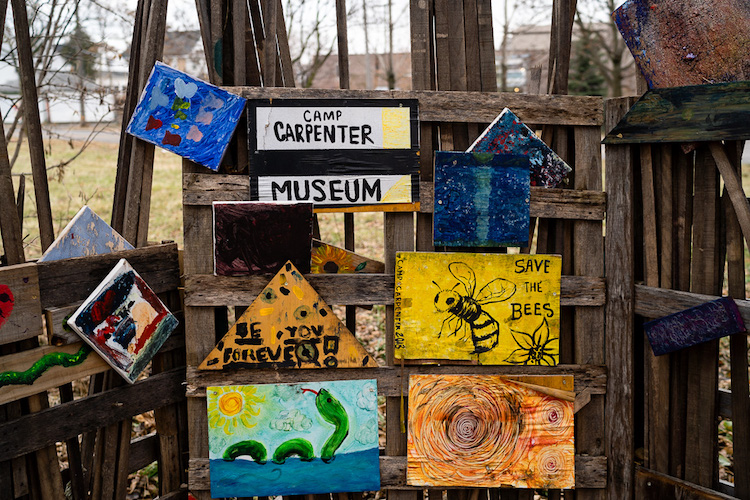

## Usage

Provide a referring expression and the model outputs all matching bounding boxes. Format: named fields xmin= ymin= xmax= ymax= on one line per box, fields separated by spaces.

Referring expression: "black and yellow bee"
xmin=433 ymin=262 xmax=516 ymax=354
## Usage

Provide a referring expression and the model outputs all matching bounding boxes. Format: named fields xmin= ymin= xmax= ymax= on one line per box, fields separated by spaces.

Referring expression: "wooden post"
xmin=573 ymin=125 xmax=606 ymax=500
xmin=384 ymin=212 xmax=415 ymax=500
xmin=10 ymin=0 xmax=54 ymax=251
xmin=723 ymin=141 xmax=750 ymax=499
xmin=605 ymin=97 xmax=636 ymax=500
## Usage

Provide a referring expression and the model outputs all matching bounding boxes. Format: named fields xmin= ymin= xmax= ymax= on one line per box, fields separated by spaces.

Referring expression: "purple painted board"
xmin=213 ymin=201 xmax=313 ymax=276
xmin=433 ymin=152 xmax=530 ymax=247
xmin=613 ymin=0 xmax=750 ymax=89
xmin=467 ymin=108 xmax=571 ymax=188
xmin=126 ymin=62 xmax=246 ymax=171
xmin=644 ymin=297 xmax=746 ymax=356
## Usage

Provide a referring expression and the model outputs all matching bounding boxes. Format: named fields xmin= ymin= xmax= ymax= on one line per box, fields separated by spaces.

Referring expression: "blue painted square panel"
xmin=126 ymin=62 xmax=246 ymax=171
xmin=434 ymin=152 xmax=530 ymax=248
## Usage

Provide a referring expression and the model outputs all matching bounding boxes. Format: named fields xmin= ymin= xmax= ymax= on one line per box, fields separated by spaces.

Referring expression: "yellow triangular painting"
xmin=199 ymin=261 xmax=377 ymax=370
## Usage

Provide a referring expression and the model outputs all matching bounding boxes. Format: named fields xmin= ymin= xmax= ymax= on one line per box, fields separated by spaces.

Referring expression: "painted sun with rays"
xmin=208 ymin=385 xmax=265 ymax=434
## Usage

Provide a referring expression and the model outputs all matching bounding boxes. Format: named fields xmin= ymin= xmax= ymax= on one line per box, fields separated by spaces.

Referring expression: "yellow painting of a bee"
xmin=433 ymin=262 xmax=516 ymax=354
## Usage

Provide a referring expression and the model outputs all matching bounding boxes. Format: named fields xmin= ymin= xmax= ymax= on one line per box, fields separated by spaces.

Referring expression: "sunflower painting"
xmin=208 ymin=385 xmax=266 ymax=434
xmin=310 ymin=241 xmax=384 ymax=274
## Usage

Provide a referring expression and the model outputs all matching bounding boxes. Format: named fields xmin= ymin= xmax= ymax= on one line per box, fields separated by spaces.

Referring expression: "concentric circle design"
xmin=528 ymin=445 xmax=574 ymax=487
xmin=408 ymin=376 xmax=527 ymax=483
xmin=538 ymin=396 xmax=573 ymax=437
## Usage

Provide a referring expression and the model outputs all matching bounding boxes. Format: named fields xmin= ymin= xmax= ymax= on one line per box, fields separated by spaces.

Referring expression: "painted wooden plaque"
xmin=645 ymin=297 xmax=746 ymax=356
xmin=467 ymin=108 xmax=571 ymax=188
xmin=311 ymin=240 xmax=385 ymax=274
xmin=67 ymin=259 xmax=179 ymax=383
xmin=38 ymin=206 xmax=134 ymax=262
xmin=603 ymin=81 xmax=750 ymax=144
xmin=200 ymin=261 xmax=377 ymax=369
xmin=394 ymin=252 xmax=561 ymax=365
xmin=434 ymin=151 xmax=530 ymax=247
xmin=614 ymin=0 xmax=750 ymax=89
xmin=248 ymin=99 xmax=419 ymax=210
xmin=213 ymin=201 xmax=313 ymax=276
xmin=207 ymin=379 xmax=381 ymax=497
xmin=126 ymin=62 xmax=246 ymax=170
xmin=0 ymin=263 xmax=44 ymax=346
xmin=408 ymin=374 xmax=574 ymax=489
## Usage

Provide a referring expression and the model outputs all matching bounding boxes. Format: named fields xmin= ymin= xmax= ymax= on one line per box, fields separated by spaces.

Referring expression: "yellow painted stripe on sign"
xmin=381 ymin=107 xmax=411 ymax=149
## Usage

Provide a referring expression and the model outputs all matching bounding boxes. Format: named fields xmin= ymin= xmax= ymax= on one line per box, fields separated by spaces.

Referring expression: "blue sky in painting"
xmin=126 ymin=62 xmax=245 ymax=170
xmin=434 ymin=152 xmax=530 ymax=247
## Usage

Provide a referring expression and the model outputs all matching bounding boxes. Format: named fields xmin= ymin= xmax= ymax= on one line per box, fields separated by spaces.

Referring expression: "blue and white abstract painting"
xmin=467 ymin=108 xmax=571 ymax=188
xmin=434 ymin=152 xmax=530 ymax=247
xmin=38 ymin=206 xmax=134 ymax=262
xmin=126 ymin=62 xmax=246 ymax=171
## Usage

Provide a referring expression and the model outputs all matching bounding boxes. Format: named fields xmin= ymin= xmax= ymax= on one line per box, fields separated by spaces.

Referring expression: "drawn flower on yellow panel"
xmin=505 ymin=318 xmax=558 ymax=366
xmin=311 ymin=244 xmax=361 ymax=274
xmin=208 ymin=386 xmax=265 ymax=435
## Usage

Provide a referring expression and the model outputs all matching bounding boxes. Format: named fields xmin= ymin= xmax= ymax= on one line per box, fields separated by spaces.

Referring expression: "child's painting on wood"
xmin=433 ymin=151 xmax=530 ymax=247
xmin=126 ymin=62 xmax=246 ymax=170
xmin=645 ymin=297 xmax=746 ymax=355
xmin=467 ymin=108 xmax=571 ymax=188
xmin=207 ymin=380 xmax=381 ymax=497
xmin=67 ymin=259 xmax=178 ymax=383
xmin=213 ymin=201 xmax=313 ymax=276
xmin=200 ymin=261 xmax=377 ymax=370
xmin=394 ymin=252 xmax=561 ymax=365
xmin=37 ymin=206 xmax=134 ymax=262
xmin=408 ymin=374 xmax=574 ymax=489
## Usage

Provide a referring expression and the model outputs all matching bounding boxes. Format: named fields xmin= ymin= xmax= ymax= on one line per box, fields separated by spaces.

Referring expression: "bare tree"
xmin=284 ymin=0 xmax=339 ymax=88
xmin=574 ymin=0 xmax=634 ymax=97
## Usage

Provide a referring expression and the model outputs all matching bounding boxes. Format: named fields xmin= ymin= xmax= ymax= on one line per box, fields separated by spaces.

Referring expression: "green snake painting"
xmin=223 ymin=388 xmax=349 ymax=465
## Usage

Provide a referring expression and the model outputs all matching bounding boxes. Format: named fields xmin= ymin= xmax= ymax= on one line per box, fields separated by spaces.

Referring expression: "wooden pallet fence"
xmin=182 ymin=88 xmax=609 ymax=499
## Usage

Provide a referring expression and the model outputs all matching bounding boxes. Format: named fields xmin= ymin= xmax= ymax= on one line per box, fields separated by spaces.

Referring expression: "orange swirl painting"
xmin=407 ymin=374 xmax=574 ymax=489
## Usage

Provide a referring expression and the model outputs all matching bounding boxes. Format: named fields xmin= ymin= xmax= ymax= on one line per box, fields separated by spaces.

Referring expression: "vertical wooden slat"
xmin=475 ymin=0 xmax=496 ymax=93
xmin=573 ymin=126 xmax=605 ymax=500
xmin=0 ymin=119 xmax=24 ymax=265
xmin=385 ymin=213 xmax=416 ymax=500
xmin=605 ymin=97 xmax=636 ymax=500
xmin=263 ymin=0 xmax=278 ymax=87
xmin=445 ymin=0 xmax=468 ymax=150
xmin=10 ymin=0 xmax=54 ymax=251
xmin=183 ymin=159 xmax=218 ymax=500
xmin=275 ymin=0 xmax=295 ymax=87
xmin=684 ymin=146 xmax=720 ymax=488
xmin=112 ymin=0 xmax=148 ymax=231
xmin=723 ymin=141 xmax=750 ymax=499
xmin=410 ymin=0 xmax=435 ymax=253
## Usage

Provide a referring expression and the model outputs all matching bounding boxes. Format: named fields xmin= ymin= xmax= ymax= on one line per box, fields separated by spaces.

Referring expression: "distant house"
xmin=160 ymin=30 xmax=208 ymax=79
xmin=298 ymin=52 xmax=413 ymax=90
xmin=502 ymin=23 xmax=637 ymax=96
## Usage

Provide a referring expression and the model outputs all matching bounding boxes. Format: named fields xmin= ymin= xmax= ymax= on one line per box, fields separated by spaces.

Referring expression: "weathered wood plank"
xmin=635 ymin=467 xmax=740 ymax=500
xmin=229 ymin=87 xmax=604 ymax=126
xmin=684 ymin=146 xmax=721 ymax=488
xmin=36 ymin=243 xmax=180 ymax=309
xmin=710 ymin=142 xmax=750 ymax=255
xmin=183 ymin=174 xmax=606 ymax=220
xmin=0 ymin=335 xmax=183 ymax=406
xmin=604 ymin=81 xmax=750 ymax=145
xmin=183 ymin=273 xmax=605 ymax=307
xmin=723 ymin=141 xmax=750 ymax=499
xmin=185 ymin=363 xmax=606 ymax=397
xmin=188 ymin=455 xmax=606 ymax=490
xmin=604 ymin=97 xmax=636 ymax=499
xmin=635 ymin=284 xmax=750 ymax=327
xmin=0 ymin=263 xmax=43 ymax=345
xmin=0 ymin=117 xmax=24 ymax=266
xmin=0 ymin=368 xmax=185 ymax=461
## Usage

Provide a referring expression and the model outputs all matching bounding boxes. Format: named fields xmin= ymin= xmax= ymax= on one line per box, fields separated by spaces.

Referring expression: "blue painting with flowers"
xmin=126 ymin=62 xmax=246 ymax=171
